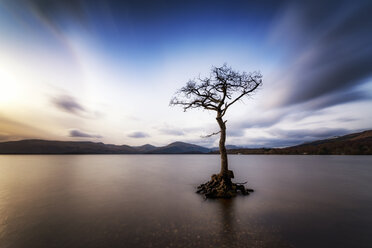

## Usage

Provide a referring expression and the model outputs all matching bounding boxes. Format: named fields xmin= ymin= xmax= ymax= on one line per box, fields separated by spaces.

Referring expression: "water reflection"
xmin=0 ymin=155 xmax=371 ymax=248
xmin=217 ymin=199 xmax=237 ymax=246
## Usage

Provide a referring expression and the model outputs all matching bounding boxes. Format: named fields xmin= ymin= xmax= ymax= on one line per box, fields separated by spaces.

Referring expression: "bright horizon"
xmin=1 ymin=0 xmax=371 ymax=148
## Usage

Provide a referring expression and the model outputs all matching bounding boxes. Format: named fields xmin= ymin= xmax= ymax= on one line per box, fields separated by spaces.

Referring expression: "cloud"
xmin=69 ymin=130 xmax=102 ymax=138
xmin=52 ymin=95 xmax=85 ymax=115
xmin=227 ymin=129 xmax=244 ymax=137
xmin=159 ymin=128 xmax=185 ymax=136
xmin=235 ymin=111 xmax=286 ymax=129
xmin=0 ymin=115 xmax=50 ymax=141
xmin=26 ymin=0 xmax=86 ymax=31
xmin=230 ymin=1 xmax=372 ymax=132
xmin=303 ymin=90 xmax=372 ymax=111
xmin=268 ymin=1 xmax=372 ymax=110
xmin=269 ymin=127 xmax=351 ymax=140
xmin=156 ymin=123 xmax=203 ymax=136
xmin=242 ymin=137 xmax=304 ymax=148
xmin=335 ymin=117 xmax=358 ymax=123
xmin=231 ymin=92 xmax=369 ymax=134
xmin=180 ymin=137 xmax=217 ymax=148
xmin=128 ymin=131 xmax=149 ymax=138
xmin=240 ymin=127 xmax=356 ymax=148
xmin=51 ymin=94 xmax=103 ymax=119
xmin=232 ymin=88 xmax=370 ymax=131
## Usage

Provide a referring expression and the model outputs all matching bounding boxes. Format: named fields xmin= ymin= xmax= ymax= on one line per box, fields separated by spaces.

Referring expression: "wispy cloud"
xmin=158 ymin=128 xmax=185 ymax=136
xmin=241 ymin=138 xmax=304 ymax=148
xmin=235 ymin=111 xmax=286 ymax=129
xmin=52 ymin=95 xmax=86 ymax=115
xmin=180 ymin=137 xmax=217 ymax=148
xmin=268 ymin=1 xmax=372 ymax=109
xmin=51 ymin=94 xmax=103 ymax=119
xmin=302 ymin=90 xmax=372 ymax=111
xmin=27 ymin=0 xmax=86 ymax=32
xmin=269 ymin=127 xmax=351 ymax=140
xmin=227 ymin=129 xmax=245 ymax=137
xmin=128 ymin=131 xmax=150 ymax=138
xmin=69 ymin=130 xmax=102 ymax=138
xmin=0 ymin=115 xmax=50 ymax=141
xmin=241 ymin=127 xmax=355 ymax=148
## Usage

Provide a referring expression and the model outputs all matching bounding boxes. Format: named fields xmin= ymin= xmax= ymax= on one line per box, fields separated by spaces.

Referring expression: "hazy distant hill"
xmin=0 ymin=140 xmax=211 ymax=154
xmin=133 ymin=144 xmax=157 ymax=153
xmin=211 ymin=145 xmax=243 ymax=151
xmin=1 ymin=130 xmax=371 ymax=154
xmin=147 ymin=142 xmax=210 ymax=154
xmin=226 ymin=130 xmax=372 ymax=155
xmin=0 ymin=140 xmax=137 ymax=154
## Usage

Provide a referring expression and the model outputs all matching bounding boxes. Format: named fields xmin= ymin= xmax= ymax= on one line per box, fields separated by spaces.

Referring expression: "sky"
xmin=0 ymin=0 xmax=371 ymax=148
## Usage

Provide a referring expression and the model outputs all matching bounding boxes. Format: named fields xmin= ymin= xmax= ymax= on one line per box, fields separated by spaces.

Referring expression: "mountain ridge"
xmin=0 ymin=139 xmax=211 ymax=154
xmin=225 ymin=130 xmax=372 ymax=155
xmin=0 ymin=130 xmax=371 ymax=154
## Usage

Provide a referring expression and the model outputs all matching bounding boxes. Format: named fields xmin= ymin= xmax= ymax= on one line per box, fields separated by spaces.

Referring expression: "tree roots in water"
xmin=196 ymin=171 xmax=254 ymax=198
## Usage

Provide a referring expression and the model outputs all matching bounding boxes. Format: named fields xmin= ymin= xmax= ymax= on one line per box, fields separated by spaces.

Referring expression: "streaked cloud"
xmin=0 ymin=115 xmax=50 ymax=141
xmin=128 ymin=131 xmax=150 ymax=138
xmin=158 ymin=127 xmax=185 ymax=136
xmin=52 ymin=95 xmax=85 ymax=115
xmin=69 ymin=129 xmax=102 ymax=138
xmin=241 ymin=128 xmax=355 ymax=148
xmin=268 ymin=1 xmax=372 ymax=109
xmin=303 ymin=90 xmax=372 ymax=111
xmin=269 ymin=127 xmax=351 ymax=140
xmin=161 ymin=129 xmax=184 ymax=136
xmin=51 ymin=94 xmax=103 ymax=119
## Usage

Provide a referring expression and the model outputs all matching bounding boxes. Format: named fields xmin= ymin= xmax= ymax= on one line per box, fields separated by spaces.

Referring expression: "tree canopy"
xmin=170 ymin=64 xmax=262 ymax=117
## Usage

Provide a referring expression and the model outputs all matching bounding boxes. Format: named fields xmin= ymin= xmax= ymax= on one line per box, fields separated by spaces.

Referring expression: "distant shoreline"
xmin=0 ymin=130 xmax=371 ymax=155
xmin=0 ymin=153 xmax=370 ymax=156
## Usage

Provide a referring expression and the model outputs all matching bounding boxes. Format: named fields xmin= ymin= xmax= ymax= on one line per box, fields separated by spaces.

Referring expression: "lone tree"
xmin=171 ymin=64 xmax=262 ymax=198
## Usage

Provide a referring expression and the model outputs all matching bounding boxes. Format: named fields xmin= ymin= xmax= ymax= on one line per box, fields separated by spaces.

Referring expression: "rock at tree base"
xmin=196 ymin=172 xmax=253 ymax=198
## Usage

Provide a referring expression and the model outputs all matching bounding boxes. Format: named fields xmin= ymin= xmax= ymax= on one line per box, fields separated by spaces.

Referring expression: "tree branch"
xmin=170 ymin=64 xmax=262 ymax=117
xmin=201 ymin=130 xmax=221 ymax=138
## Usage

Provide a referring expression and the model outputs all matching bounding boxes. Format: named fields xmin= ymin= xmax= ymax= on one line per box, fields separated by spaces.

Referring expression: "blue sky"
xmin=0 ymin=0 xmax=371 ymax=147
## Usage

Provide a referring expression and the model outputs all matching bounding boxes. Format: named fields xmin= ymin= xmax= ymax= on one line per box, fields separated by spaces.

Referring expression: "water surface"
xmin=0 ymin=155 xmax=371 ymax=248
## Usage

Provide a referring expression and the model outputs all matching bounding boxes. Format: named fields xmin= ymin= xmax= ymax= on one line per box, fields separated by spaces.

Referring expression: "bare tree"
xmin=171 ymin=64 xmax=262 ymax=198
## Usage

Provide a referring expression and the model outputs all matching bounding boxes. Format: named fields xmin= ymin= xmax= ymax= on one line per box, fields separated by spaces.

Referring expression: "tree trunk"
xmin=196 ymin=115 xmax=252 ymax=198
xmin=216 ymin=115 xmax=228 ymax=177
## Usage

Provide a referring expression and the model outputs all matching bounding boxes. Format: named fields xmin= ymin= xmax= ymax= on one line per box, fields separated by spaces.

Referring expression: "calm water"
xmin=0 ymin=155 xmax=371 ymax=248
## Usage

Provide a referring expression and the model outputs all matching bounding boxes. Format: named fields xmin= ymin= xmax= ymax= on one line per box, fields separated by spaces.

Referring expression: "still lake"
xmin=0 ymin=155 xmax=371 ymax=248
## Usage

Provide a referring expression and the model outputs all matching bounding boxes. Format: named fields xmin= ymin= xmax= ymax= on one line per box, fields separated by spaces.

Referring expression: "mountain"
xmin=0 ymin=140 xmax=210 ymax=154
xmin=133 ymin=144 xmax=157 ymax=153
xmin=226 ymin=130 xmax=372 ymax=155
xmin=147 ymin=142 xmax=211 ymax=154
xmin=0 ymin=140 xmax=137 ymax=154
xmin=1 ymin=130 xmax=371 ymax=155
xmin=211 ymin=145 xmax=243 ymax=151
xmin=281 ymin=130 xmax=372 ymax=155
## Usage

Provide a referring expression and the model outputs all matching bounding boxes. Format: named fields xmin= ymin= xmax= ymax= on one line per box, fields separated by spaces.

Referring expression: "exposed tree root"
xmin=196 ymin=170 xmax=254 ymax=198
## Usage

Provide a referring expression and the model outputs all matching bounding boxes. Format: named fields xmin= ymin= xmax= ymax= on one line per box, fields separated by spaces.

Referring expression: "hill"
xmin=133 ymin=144 xmax=157 ymax=153
xmin=0 ymin=140 xmax=137 ymax=154
xmin=0 ymin=140 xmax=211 ymax=154
xmin=1 ymin=130 xmax=371 ymax=155
xmin=147 ymin=142 xmax=211 ymax=154
xmin=226 ymin=130 xmax=372 ymax=155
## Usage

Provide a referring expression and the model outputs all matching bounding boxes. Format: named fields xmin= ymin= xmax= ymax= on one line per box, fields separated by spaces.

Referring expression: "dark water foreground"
xmin=0 ymin=155 xmax=371 ymax=248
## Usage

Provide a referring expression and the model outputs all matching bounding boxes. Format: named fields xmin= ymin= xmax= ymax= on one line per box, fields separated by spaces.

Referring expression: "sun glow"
xmin=0 ymin=70 xmax=19 ymax=105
